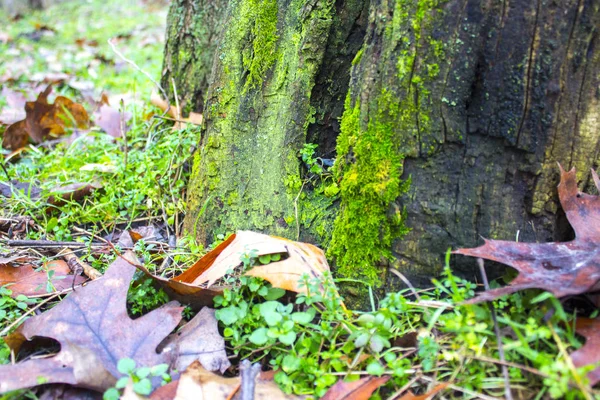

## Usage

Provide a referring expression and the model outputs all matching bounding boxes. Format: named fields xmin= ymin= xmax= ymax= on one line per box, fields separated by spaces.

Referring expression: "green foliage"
xmin=0 ymin=287 xmax=38 ymax=334
xmin=127 ymin=278 xmax=169 ymax=316
xmin=103 ymin=358 xmax=171 ymax=399
xmin=212 ymin=250 xmax=594 ymax=398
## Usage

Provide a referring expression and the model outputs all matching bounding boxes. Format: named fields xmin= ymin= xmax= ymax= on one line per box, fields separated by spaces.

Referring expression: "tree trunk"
xmin=164 ymin=0 xmax=600 ymax=285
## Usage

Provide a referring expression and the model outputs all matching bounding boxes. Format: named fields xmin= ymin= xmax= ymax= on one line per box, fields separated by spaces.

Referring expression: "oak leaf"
xmin=2 ymin=85 xmax=90 ymax=150
xmin=0 ymin=259 xmax=86 ymax=297
xmin=0 ymin=252 xmax=183 ymax=393
xmin=570 ymin=317 xmax=600 ymax=385
xmin=454 ymin=166 xmax=600 ymax=303
xmin=396 ymin=383 xmax=448 ymax=400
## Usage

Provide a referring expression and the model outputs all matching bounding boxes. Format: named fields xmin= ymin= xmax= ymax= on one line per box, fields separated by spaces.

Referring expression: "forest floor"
xmin=0 ymin=1 xmax=598 ymax=400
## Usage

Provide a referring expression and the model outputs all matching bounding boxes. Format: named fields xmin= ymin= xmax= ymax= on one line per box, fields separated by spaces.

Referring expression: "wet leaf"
xmin=570 ymin=317 xmax=600 ymax=385
xmin=454 ymin=166 xmax=600 ymax=303
xmin=0 ymin=252 xmax=183 ymax=393
xmin=0 ymin=259 xmax=86 ymax=297
xmin=321 ymin=376 xmax=389 ymax=400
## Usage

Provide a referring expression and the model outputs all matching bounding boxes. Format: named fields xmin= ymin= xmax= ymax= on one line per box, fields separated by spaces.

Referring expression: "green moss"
xmin=328 ymin=93 xmax=410 ymax=283
xmin=328 ymin=0 xmax=447 ymax=284
xmin=243 ymin=0 xmax=279 ymax=90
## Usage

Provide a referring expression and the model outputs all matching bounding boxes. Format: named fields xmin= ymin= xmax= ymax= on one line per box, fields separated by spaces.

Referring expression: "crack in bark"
xmin=568 ymin=30 xmax=596 ymax=170
xmin=516 ymin=0 xmax=541 ymax=147
xmin=438 ymin=0 xmax=469 ymax=143
xmin=547 ymin=0 xmax=583 ymax=158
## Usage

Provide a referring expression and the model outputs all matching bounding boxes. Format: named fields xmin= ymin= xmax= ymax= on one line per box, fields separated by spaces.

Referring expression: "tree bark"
xmin=164 ymin=0 xmax=600 ymax=284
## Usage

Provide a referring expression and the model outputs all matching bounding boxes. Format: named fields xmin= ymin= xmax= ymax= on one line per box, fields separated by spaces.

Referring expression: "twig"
xmin=152 ymin=114 xmax=203 ymax=127
xmin=55 ymin=247 xmax=102 ymax=280
xmin=477 ymin=257 xmax=513 ymax=400
xmin=239 ymin=359 xmax=262 ymax=400
xmin=387 ymin=375 xmax=420 ymax=400
xmin=2 ymin=239 xmax=105 ymax=248
xmin=389 ymin=268 xmax=421 ymax=301
xmin=120 ymin=99 xmax=127 ymax=170
xmin=1 ymin=160 xmax=11 ymax=181
xmin=107 ymin=38 xmax=169 ymax=102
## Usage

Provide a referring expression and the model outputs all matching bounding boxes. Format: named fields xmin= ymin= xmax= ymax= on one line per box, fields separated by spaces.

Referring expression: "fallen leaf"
xmin=94 ymin=95 xmax=132 ymax=138
xmin=321 ymin=376 xmax=389 ymax=400
xmin=2 ymin=85 xmax=90 ymax=150
xmin=177 ymin=231 xmax=330 ymax=294
xmin=0 ymin=252 xmax=183 ymax=393
xmin=150 ymin=91 xmax=203 ymax=130
xmin=159 ymin=307 xmax=230 ymax=373
xmin=570 ymin=317 xmax=600 ymax=385
xmin=172 ymin=361 xmax=303 ymax=400
xmin=396 ymin=383 xmax=448 ymax=400
xmin=0 ymin=259 xmax=86 ymax=297
xmin=454 ymin=166 xmax=600 ymax=303
xmin=47 ymin=181 xmax=102 ymax=206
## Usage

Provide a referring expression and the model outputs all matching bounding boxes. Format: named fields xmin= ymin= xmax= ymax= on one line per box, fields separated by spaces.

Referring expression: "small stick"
xmin=477 ymin=258 xmax=513 ymax=400
xmin=107 ymin=38 xmax=169 ymax=102
xmin=152 ymin=115 xmax=202 ymax=127
xmin=389 ymin=268 xmax=421 ymax=301
xmin=239 ymin=359 xmax=262 ymax=400
xmin=55 ymin=248 xmax=102 ymax=280
xmin=1 ymin=161 xmax=11 ymax=181
xmin=3 ymin=239 xmax=105 ymax=248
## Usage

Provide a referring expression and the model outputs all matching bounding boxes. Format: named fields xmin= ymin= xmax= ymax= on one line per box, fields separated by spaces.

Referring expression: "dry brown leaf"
xmin=150 ymin=92 xmax=203 ymax=130
xmin=321 ymin=376 xmax=389 ymax=400
xmin=177 ymin=231 xmax=330 ymax=294
xmin=2 ymin=85 xmax=90 ymax=150
xmin=172 ymin=361 xmax=303 ymax=400
xmin=396 ymin=383 xmax=448 ymax=400
xmin=94 ymin=95 xmax=132 ymax=138
xmin=0 ymin=259 xmax=86 ymax=297
xmin=159 ymin=307 xmax=231 ymax=374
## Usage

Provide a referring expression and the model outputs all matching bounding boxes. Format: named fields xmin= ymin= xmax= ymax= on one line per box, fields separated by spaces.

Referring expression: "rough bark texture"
xmin=165 ymin=0 xmax=600 ymax=284
xmin=161 ymin=0 xmax=229 ymax=115
xmin=181 ymin=0 xmax=368 ymax=246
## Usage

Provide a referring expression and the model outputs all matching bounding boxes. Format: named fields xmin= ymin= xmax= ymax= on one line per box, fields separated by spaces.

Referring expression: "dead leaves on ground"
xmin=0 ymin=252 xmax=229 ymax=394
xmin=455 ymin=165 xmax=600 ymax=303
xmin=2 ymin=85 xmax=90 ymax=150
xmin=136 ymin=231 xmax=333 ymax=307
xmin=0 ymin=257 xmax=85 ymax=297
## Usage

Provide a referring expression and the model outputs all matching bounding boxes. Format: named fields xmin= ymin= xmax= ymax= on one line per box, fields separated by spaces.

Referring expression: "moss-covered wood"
xmin=164 ymin=0 xmax=600 ymax=284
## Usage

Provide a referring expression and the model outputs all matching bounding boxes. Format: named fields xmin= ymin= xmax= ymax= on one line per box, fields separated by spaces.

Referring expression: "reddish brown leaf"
xmin=2 ymin=85 xmax=90 ymax=150
xmin=47 ymin=181 xmax=102 ymax=206
xmin=0 ymin=259 xmax=86 ymax=297
xmin=0 ymin=252 xmax=183 ymax=393
xmin=571 ymin=317 xmax=600 ymax=385
xmin=321 ymin=376 xmax=389 ymax=400
xmin=454 ymin=166 xmax=600 ymax=303
xmin=396 ymin=383 xmax=448 ymax=400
